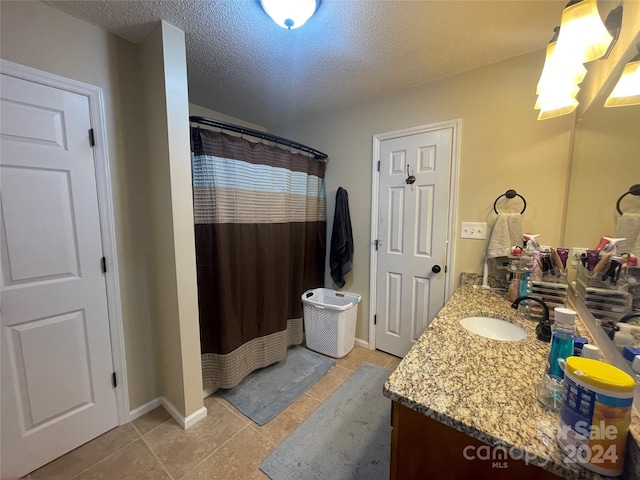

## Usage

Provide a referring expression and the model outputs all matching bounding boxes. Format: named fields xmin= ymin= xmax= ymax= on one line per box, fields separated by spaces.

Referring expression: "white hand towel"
xmin=486 ymin=213 xmax=523 ymax=259
xmin=615 ymin=213 xmax=640 ymax=257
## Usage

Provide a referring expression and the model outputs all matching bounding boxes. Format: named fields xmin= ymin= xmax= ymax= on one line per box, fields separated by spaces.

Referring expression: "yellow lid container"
xmin=559 ymin=357 xmax=635 ymax=476
xmin=565 ymin=357 xmax=635 ymax=394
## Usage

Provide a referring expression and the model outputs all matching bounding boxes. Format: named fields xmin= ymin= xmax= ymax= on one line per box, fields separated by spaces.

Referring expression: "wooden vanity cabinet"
xmin=390 ymin=401 xmax=562 ymax=479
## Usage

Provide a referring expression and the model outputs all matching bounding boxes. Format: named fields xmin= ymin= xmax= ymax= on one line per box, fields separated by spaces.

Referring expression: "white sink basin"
xmin=459 ymin=316 xmax=527 ymax=341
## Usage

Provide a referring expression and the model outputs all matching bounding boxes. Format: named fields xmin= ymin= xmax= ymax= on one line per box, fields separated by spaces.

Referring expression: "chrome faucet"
xmin=511 ymin=296 xmax=551 ymax=342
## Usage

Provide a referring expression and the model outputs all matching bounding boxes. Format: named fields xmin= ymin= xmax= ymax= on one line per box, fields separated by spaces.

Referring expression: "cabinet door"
xmin=390 ymin=402 xmax=561 ymax=480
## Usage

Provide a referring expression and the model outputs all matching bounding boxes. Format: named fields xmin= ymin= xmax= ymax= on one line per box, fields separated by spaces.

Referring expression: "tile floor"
xmin=24 ymin=346 xmax=401 ymax=480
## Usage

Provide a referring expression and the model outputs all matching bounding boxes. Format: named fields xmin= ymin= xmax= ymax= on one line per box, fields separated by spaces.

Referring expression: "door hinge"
xmin=374 ymin=239 xmax=380 ymax=250
xmin=112 ymin=372 xmax=117 ymax=388
xmin=89 ymin=128 xmax=96 ymax=147
xmin=377 ymin=160 xmax=380 ymax=172
xmin=101 ymin=256 xmax=107 ymax=273
xmin=374 ymin=314 xmax=377 ymax=325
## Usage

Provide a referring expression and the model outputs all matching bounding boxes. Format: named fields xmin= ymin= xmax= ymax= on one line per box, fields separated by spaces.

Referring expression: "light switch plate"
xmin=461 ymin=222 xmax=487 ymax=239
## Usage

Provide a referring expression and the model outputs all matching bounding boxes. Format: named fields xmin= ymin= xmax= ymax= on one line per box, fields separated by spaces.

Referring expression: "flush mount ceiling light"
xmin=260 ymin=0 xmax=320 ymax=29
xmin=553 ymin=0 xmax=614 ymax=64
xmin=605 ymin=49 xmax=640 ymax=107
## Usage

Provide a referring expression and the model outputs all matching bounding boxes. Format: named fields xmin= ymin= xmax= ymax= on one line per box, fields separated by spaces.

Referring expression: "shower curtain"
xmin=191 ymin=127 xmax=326 ymax=391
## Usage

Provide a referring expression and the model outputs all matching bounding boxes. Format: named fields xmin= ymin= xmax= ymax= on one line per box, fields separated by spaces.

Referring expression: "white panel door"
xmin=375 ymin=128 xmax=453 ymax=357
xmin=0 ymin=74 xmax=118 ymax=478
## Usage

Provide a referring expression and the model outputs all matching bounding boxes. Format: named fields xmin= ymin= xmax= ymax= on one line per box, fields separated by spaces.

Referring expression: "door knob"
xmin=432 ymin=265 xmax=441 ymax=274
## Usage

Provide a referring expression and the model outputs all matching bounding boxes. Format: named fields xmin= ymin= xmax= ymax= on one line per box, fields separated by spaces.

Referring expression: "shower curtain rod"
xmin=189 ymin=116 xmax=328 ymax=161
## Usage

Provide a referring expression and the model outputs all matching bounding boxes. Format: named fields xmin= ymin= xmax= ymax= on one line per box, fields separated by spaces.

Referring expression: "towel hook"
xmin=616 ymin=184 xmax=640 ymax=215
xmin=405 ymin=164 xmax=415 ymax=185
xmin=493 ymin=189 xmax=526 ymax=215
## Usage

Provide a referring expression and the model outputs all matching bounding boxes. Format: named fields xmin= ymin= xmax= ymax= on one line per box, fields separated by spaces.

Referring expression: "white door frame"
xmin=369 ymin=119 xmax=461 ymax=350
xmin=0 ymin=59 xmax=130 ymax=424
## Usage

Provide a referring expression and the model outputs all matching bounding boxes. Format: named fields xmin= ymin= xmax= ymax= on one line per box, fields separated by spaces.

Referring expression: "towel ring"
xmin=616 ymin=184 xmax=640 ymax=215
xmin=493 ymin=189 xmax=526 ymax=215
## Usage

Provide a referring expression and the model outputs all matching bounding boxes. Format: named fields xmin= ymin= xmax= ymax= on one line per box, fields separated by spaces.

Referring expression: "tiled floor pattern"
xmin=24 ymin=347 xmax=401 ymax=480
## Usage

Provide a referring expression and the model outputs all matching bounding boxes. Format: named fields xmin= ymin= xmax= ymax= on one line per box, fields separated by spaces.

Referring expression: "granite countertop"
xmin=383 ymin=281 xmax=640 ymax=479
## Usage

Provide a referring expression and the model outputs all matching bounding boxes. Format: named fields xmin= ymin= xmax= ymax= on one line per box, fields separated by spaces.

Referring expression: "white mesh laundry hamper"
xmin=301 ymin=288 xmax=361 ymax=358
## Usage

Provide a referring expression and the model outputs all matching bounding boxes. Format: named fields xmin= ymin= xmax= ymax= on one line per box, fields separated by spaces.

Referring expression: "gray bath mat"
xmin=260 ymin=362 xmax=391 ymax=480
xmin=218 ymin=346 xmax=334 ymax=425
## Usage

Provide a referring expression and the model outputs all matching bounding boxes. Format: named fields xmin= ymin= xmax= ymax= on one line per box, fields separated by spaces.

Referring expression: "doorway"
xmin=0 ymin=60 xmax=128 ymax=478
xmin=370 ymin=121 xmax=460 ymax=357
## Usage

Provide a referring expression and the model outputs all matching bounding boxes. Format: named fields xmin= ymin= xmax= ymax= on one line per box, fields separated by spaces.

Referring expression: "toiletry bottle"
xmin=573 ymin=336 xmax=588 ymax=356
xmin=519 ymin=270 xmax=531 ymax=298
xmin=613 ymin=324 xmax=634 ymax=354
xmin=626 ymin=256 xmax=640 ymax=310
xmin=581 ymin=344 xmax=600 ymax=360
xmin=632 ymin=355 xmax=640 ymax=375
xmin=506 ymin=252 xmax=522 ymax=301
xmin=546 ymin=307 xmax=576 ymax=380
xmin=507 ymin=274 xmax=520 ymax=302
xmin=623 ymin=255 xmax=638 ymax=285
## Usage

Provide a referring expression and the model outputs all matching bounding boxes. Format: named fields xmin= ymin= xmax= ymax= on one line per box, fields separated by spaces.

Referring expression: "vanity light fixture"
xmin=535 ymin=26 xmax=586 ymax=117
xmin=260 ymin=0 xmax=320 ymax=29
xmin=536 ymin=27 xmax=586 ymax=98
xmin=554 ymin=0 xmax=614 ymax=64
xmin=535 ymin=1 xmax=623 ymax=120
xmin=536 ymin=27 xmax=587 ymax=98
xmin=605 ymin=49 xmax=640 ymax=107
xmin=537 ymin=87 xmax=581 ymax=120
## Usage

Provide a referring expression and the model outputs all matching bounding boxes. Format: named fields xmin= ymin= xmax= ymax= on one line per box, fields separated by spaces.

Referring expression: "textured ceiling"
xmin=45 ymin=0 xmax=568 ymax=128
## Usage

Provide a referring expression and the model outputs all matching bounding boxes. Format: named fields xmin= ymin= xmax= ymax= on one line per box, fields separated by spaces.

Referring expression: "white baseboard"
xmin=161 ymin=396 xmax=207 ymax=430
xmin=184 ymin=406 xmax=208 ymax=429
xmin=354 ymin=338 xmax=370 ymax=349
xmin=129 ymin=397 xmax=162 ymax=422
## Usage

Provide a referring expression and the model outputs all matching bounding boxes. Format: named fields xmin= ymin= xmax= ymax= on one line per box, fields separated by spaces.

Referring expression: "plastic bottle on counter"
xmin=546 ymin=307 xmax=576 ymax=380
xmin=624 ymin=255 xmax=638 ymax=282
xmin=625 ymin=256 xmax=640 ymax=311
xmin=580 ymin=344 xmax=600 ymax=360
xmin=536 ymin=308 xmax=577 ymax=412
xmin=573 ymin=336 xmax=588 ymax=356
xmin=613 ymin=324 xmax=634 ymax=354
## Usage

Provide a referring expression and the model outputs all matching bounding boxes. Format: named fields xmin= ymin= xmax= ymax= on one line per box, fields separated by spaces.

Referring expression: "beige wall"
xmin=0 ymin=1 xmax=159 ymax=410
xmin=161 ymin=23 xmax=203 ymax=417
xmin=140 ymin=22 xmax=202 ymax=417
xmin=273 ymin=51 xmax=575 ymax=342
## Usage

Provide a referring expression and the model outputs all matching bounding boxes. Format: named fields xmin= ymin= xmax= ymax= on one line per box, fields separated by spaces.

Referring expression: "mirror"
xmin=563 ymin=39 xmax=640 ymax=359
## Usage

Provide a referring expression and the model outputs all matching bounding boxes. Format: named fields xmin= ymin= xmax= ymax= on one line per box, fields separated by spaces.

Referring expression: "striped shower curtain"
xmin=191 ymin=128 xmax=326 ymax=391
